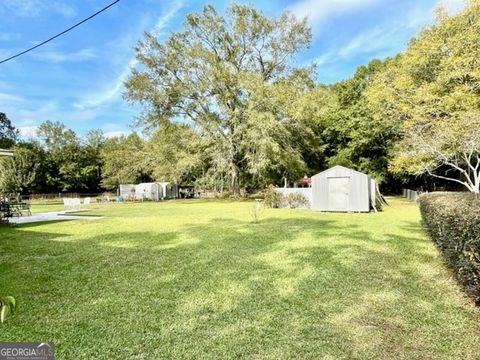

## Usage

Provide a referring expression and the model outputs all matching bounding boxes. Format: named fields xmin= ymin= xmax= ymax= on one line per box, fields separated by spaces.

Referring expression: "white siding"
xmin=119 ymin=183 xmax=163 ymax=200
xmin=119 ymin=184 xmax=135 ymax=198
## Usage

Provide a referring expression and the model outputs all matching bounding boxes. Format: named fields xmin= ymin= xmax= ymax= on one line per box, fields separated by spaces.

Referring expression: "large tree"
xmin=367 ymin=1 xmax=480 ymax=192
xmin=327 ymin=59 xmax=397 ymax=182
xmin=125 ymin=4 xmax=313 ymax=194
xmin=145 ymin=122 xmax=205 ymax=184
xmin=36 ymin=121 xmax=104 ymax=192
xmin=100 ymin=133 xmax=151 ymax=189
xmin=0 ymin=112 xmax=18 ymax=149
xmin=82 ymin=129 xmax=106 ymax=191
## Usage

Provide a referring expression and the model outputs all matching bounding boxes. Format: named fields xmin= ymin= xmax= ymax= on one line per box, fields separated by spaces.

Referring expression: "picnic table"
xmin=0 ymin=202 xmax=31 ymax=217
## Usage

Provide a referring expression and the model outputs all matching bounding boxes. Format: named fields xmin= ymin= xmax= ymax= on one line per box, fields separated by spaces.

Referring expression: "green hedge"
xmin=418 ymin=192 xmax=480 ymax=303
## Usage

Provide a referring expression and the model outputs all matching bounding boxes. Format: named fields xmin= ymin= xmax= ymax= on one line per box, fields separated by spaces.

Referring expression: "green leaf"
xmin=4 ymin=296 xmax=15 ymax=313
xmin=0 ymin=304 xmax=9 ymax=323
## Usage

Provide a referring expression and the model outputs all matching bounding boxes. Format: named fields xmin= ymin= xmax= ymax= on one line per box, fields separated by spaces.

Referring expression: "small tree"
xmin=0 ymin=147 xmax=39 ymax=196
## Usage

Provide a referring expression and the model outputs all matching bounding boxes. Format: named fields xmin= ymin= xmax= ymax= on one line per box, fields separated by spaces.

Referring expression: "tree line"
xmin=1 ymin=1 xmax=479 ymax=196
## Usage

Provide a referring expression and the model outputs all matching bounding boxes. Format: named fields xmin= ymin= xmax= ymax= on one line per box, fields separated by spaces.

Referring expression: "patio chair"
xmin=63 ymin=198 xmax=72 ymax=210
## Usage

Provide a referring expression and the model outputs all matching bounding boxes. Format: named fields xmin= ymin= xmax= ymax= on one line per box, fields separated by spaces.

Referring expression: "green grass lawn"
xmin=1 ymin=198 xmax=479 ymax=359
xmin=28 ymin=200 xmax=67 ymax=213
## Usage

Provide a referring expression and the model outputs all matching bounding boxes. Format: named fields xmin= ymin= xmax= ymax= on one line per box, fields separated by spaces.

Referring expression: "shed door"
xmin=327 ymin=177 xmax=349 ymax=211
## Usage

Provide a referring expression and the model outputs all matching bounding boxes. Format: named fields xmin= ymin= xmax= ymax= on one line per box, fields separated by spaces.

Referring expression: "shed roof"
xmin=312 ymin=165 xmax=368 ymax=178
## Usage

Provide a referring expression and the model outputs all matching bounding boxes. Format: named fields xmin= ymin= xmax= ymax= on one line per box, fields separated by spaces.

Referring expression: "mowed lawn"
xmin=0 ymin=198 xmax=479 ymax=359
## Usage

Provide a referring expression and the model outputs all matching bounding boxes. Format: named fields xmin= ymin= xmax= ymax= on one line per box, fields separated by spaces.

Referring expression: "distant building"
xmin=118 ymin=182 xmax=194 ymax=201
xmin=294 ymin=175 xmax=311 ymax=188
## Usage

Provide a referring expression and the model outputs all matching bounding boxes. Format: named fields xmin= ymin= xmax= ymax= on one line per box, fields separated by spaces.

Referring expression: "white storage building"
xmin=311 ymin=165 xmax=373 ymax=212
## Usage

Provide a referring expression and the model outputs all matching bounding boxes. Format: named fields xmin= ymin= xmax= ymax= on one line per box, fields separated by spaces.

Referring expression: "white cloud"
xmin=104 ymin=131 xmax=130 ymax=139
xmin=1 ymin=100 xmax=100 ymax=135
xmin=31 ymin=48 xmax=97 ymax=63
xmin=0 ymin=101 xmax=58 ymax=125
xmin=0 ymin=92 xmax=25 ymax=104
xmin=152 ymin=1 xmax=184 ymax=34
xmin=312 ymin=23 xmax=408 ymax=71
xmin=288 ymin=0 xmax=381 ymax=31
xmin=339 ymin=26 xmax=402 ymax=57
xmin=310 ymin=0 xmax=468 ymax=81
xmin=74 ymin=2 xmax=184 ymax=110
xmin=0 ymin=0 xmax=76 ymax=18
xmin=101 ymin=123 xmax=131 ymax=138
xmin=289 ymin=0 xmax=465 ymax=26
xmin=18 ymin=126 xmax=38 ymax=139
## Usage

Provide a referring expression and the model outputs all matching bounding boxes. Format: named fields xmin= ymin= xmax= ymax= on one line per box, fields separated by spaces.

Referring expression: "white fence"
xmin=275 ymin=187 xmax=312 ymax=208
xmin=403 ymin=189 xmax=423 ymax=201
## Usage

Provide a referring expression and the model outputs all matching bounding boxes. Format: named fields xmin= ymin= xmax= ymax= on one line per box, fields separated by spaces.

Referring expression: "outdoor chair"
xmin=63 ymin=198 xmax=81 ymax=211
xmin=63 ymin=198 xmax=72 ymax=210
xmin=16 ymin=203 xmax=31 ymax=216
xmin=0 ymin=202 xmax=12 ymax=218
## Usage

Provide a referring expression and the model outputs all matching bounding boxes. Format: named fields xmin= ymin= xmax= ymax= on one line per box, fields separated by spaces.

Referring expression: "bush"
xmin=214 ymin=191 xmax=231 ymax=199
xmin=282 ymin=192 xmax=310 ymax=209
xmin=263 ymin=185 xmax=282 ymax=208
xmin=418 ymin=192 xmax=480 ymax=303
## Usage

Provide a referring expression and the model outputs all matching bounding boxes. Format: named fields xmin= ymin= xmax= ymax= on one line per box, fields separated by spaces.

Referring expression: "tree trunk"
xmin=229 ymin=137 xmax=240 ymax=196
xmin=473 ymin=168 xmax=480 ymax=194
xmin=230 ymin=160 xmax=240 ymax=196
xmin=474 ymin=175 xmax=479 ymax=194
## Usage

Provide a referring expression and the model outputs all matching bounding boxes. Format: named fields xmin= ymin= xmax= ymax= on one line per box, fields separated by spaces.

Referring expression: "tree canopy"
xmin=0 ymin=113 xmax=18 ymax=149
xmin=367 ymin=1 xmax=480 ymax=192
xmin=125 ymin=4 xmax=322 ymax=194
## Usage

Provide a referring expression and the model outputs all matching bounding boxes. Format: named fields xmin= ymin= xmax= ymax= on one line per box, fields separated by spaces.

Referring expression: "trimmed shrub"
xmin=282 ymin=192 xmax=310 ymax=209
xmin=263 ymin=185 xmax=283 ymax=208
xmin=418 ymin=192 xmax=480 ymax=303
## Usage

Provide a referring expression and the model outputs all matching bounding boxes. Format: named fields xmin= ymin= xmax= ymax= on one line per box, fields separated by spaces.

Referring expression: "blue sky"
xmin=0 ymin=0 xmax=465 ymax=139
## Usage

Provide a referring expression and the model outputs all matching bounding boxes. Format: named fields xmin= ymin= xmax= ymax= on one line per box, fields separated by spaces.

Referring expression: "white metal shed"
xmin=311 ymin=165 xmax=372 ymax=212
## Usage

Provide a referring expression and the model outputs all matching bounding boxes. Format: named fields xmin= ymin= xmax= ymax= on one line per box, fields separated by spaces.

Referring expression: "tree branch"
xmin=425 ymin=167 xmax=474 ymax=192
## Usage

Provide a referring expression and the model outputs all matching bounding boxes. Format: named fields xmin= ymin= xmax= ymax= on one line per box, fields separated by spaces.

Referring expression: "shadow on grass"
xmin=8 ymin=220 xmax=81 ymax=228
xmin=0 ymin=215 xmax=478 ymax=359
